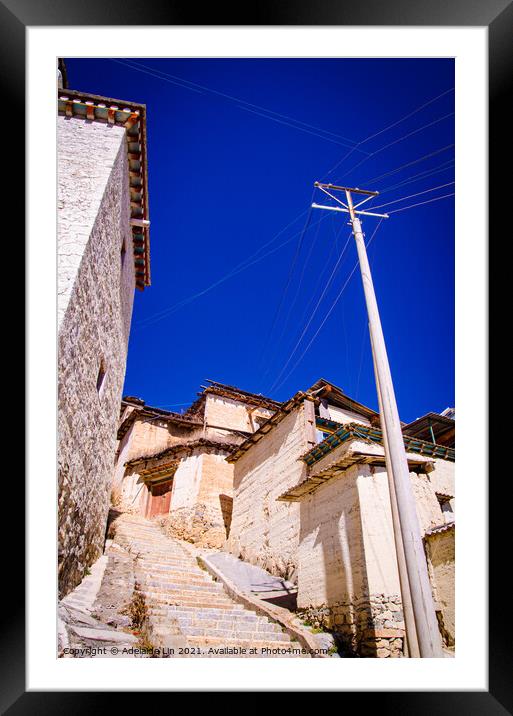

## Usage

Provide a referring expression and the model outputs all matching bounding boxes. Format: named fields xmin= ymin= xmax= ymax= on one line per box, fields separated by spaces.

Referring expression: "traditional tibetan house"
xmin=57 ymin=85 xmax=150 ymax=597
xmin=226 ymin=379 xmax=455 ymax=657
xmin=113 ymin=382 xmax=281 ymax=547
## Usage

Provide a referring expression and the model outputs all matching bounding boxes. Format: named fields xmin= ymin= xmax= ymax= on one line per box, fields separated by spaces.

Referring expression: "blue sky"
xmin=66 ymin=58 xmax=454 ymax=424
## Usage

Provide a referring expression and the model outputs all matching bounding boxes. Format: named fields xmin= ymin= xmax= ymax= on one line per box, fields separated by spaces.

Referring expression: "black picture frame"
xmin=7 ymin=0 xmax=505 ymax=709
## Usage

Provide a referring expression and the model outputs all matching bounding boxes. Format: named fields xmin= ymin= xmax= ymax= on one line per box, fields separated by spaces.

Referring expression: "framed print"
xmin=6 ymin=0 xmax=507 ymax=708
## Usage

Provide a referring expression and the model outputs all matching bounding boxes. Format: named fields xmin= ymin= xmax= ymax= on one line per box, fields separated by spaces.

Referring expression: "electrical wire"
xmin=367 ymin=182 xmax=455 ymax=211
xmin=237 ymin=104 xmax=372 ymax=151
xmin=135 ymin=206 xmax=319 ymax=328
xmin=377 ymin=160 xmax=454 ymax=194
xmin=112 ymin=59 xmax=364 ymax=151
xmin=266 ymin=229 xmax=354 ymax=394
xmin=270 ymin=219 xmax=384 ymax=395
xmin=323 ymin=87 xmax=454 ymax=180
xmin=361 ymin=144 xmax=454 ymax=186
xmin=258 ymin=216 xmax=327 ymax=389
xmin=255 ymin=197 xmax=315 ymax=375
xmin=341 ymin=113 xmax=454 ymax=181
xmin=387 ymin=193 xmax=455 ymax=214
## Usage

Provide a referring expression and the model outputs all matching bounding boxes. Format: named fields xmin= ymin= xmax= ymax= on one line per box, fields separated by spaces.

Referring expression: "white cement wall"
xmin=226 ymin=400 xmax=317 ymax=579
xmin=327 ymin=404 xmax=371 ymax=426
xmin=204 ymin=394 xmax=274 ymax=438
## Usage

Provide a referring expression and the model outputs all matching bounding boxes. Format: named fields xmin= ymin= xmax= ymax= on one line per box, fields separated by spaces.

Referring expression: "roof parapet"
xmin=58 ymin=88 xmax=151 ymax=289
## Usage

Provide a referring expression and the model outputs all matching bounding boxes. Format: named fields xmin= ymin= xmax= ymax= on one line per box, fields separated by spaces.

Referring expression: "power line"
xmin=136 ymin=206 xmax=317 ymax=328
xmin=362 ymin=87 xmax=454 ymax=145
xmin=387 ymin=192 xmax=455 ymax=214
xmin=267 ymin=229 xmax=353 ymax=394
xmin=378 ymin=160 xmax=454 ymax=194
xmin=362 ymin=144 xmax=454 ymax=186
xmin=255 ymin=198 xmax=315 ymax=375
xmin=341 ymin=112 xmax=454 ymax=182
xmin=112 ymin=58 xmax=365 ymax=151
xmin=237 ymin=104 xmax=372 ymax=151
xmin=136 ymin=212 xmax=331 ymax=329
xmin=270 ymin=219 xmax=384 ymax=395
xmin=324 ymin=87 xmax=454 ymax=179
xmin=258 ymin=216 xmax=330 ymax=389
xmin=368 ymin=182 xmax=455 ymax=211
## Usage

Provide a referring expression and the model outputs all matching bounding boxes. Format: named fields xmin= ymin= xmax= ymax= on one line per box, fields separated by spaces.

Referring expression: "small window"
xmin=316 ymin=429 xmax=329 ymax=444
xmin=437 ymin=495 xmax=454 ymax=523
xmin=96 ymin=360 xmax=107 ymax=397
xmin=121 ymin=238 xmax=127 ymax=269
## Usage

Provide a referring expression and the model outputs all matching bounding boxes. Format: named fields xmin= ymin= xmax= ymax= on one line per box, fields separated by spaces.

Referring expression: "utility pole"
xmin=369 ymin=328 xmax=420 ymax=658
xmin=312 ymin=182 xmax=443 ymax=658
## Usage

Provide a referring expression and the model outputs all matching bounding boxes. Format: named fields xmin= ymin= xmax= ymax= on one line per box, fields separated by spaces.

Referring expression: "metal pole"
xmin=369 ymin=327 xmax=420 ymax=658
xmin=345 ymin=189 xmax=443 ymax=658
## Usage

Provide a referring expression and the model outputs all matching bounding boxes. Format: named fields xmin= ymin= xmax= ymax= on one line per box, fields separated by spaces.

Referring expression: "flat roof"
xmin=402 ymin=412 xmax=455 ymax=447
xmin=186 ymin=380 xmax=282 ymax=416
xmin=308 ymin=378 xmax=379 ymax=420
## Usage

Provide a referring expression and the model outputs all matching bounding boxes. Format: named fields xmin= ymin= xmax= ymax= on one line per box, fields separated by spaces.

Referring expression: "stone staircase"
xmin=113 ymin=513 xmax=308 ymax=657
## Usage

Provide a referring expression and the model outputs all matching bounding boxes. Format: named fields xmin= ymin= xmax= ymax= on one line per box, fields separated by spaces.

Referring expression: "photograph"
xmin=56 ymin=56 xmax=456 ymax=661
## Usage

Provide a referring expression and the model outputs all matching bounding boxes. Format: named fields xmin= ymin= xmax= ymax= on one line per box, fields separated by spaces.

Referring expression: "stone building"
xmin=113 ymin=381 xmax=280 ymax=548
xmin=57 ymin=86 xmax=150 ymax=597
xmin=225 ymin=378 xmax=455 ymax=657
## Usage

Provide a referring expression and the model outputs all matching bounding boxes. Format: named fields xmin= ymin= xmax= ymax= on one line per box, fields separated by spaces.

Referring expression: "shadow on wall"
xmin=104 ymin=507 xmax=124 ymax=544
xmin=219 ymin=494 xmax=233 ymax=538
xmin=299 ymin=468 xmax=374 ymax=657
xmin=230 ymin=409 xmax=309 ymax=580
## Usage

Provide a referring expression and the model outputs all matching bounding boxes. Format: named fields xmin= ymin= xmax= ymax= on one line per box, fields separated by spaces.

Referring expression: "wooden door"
xmin=145 ymin=480 xmax=173 ymax=519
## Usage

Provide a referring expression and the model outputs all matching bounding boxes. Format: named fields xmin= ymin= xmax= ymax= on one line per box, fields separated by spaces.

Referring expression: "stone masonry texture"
xmin=58 ymin=115 xmax=135 ymax=597
xmin=425 ymin=527 xmax=455 ymax=647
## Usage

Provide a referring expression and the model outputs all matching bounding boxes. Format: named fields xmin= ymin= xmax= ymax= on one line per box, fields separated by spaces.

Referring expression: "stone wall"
xmin=226 ymin=400 xmax=317 ymax=579
xmin=296 ymin=464 xmax=403 ymax=655
xmin=425 ymin=527 xmax=455 ymax=647
xmin=161 ymin=449 xmax=234 ymax=548
xmin=58 ymin=115 xmax=134 ymax=597
xmin=296 ymin=459 xmax=454 ymax=656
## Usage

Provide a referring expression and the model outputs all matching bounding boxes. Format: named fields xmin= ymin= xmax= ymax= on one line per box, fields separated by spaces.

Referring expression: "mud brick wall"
xmin=226 ymin=400 xmax=317 ymax=580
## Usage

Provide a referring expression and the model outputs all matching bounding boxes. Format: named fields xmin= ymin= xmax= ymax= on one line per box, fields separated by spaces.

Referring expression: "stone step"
xmin=127 ymin=552 xmax=193 ymax=564
xmin=187 ymin=636 xmax=303 ymax=651
xmin=150 ymin=617 xmax=285 ymax=637
xmin=141 ymin=573 xmax=212 ymax=585
xmin=149 ymin=605 xmax=246 ymax=616
xmin=134 ymin=552 xmax=196 ymax=560
xmin=142 ymin=593 xmax=237 ymax=609
xmin=142 ymin=579 xmax=225 ymax=593
xmin=109 ymin=514 xmax=308 ymax=658
xmin=140 ymin=584 xmax=228 ymax=598
xmin=143 ymin=569 xmax=213 ymax=582
xmin=136 ymin=560 xmax=205 ymax=572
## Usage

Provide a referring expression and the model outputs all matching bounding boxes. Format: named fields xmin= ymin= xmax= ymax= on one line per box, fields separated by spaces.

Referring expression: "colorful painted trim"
xmin=305 ymin=421 xmax=455 ymax=466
